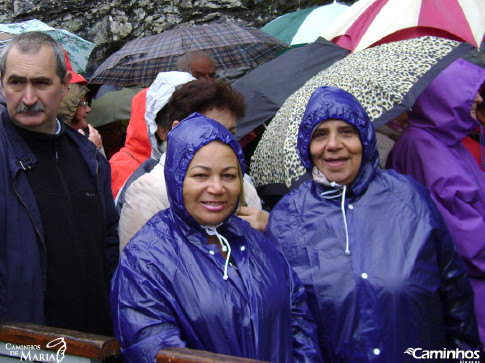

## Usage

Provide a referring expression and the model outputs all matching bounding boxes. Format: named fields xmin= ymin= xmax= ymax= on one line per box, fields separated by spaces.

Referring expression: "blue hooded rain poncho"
xmin=265 ymin=87 xmax=481 ymax=362
xmin=111 ymin=113 xmax=323 ymax=363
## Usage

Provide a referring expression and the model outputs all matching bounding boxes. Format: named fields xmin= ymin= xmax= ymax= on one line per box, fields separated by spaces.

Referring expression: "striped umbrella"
xmin=89 ymin=23 xmax=287 ymax=87
xmin=322 ymin=0 xmax=485 ymax=52
xmin=261 ymin=1 xmax=348 ymax=47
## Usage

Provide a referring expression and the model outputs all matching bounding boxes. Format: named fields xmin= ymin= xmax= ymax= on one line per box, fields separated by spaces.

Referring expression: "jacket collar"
xmin=1 ymin=109 xmax=98 ymax=174
xmin=2 ymin=110 xmax=38 ymax=172
xmin=169 ymin=208 xmax=245 ymax=247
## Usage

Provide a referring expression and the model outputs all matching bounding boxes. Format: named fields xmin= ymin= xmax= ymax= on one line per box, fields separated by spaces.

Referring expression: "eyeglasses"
xmin=79 ymin=101 xmax=90 ymax=109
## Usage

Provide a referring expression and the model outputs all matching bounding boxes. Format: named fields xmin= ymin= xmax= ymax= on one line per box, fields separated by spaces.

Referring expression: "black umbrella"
xmin=233 ymin=37 xmax=349 ymax=139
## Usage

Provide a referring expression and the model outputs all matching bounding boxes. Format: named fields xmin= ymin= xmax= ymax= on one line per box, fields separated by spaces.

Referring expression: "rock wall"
xmin=0 ymin=0 xmax=356 ymax=67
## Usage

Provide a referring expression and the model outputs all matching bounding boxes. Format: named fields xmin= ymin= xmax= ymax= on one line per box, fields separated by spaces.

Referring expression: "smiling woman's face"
xmin=183 ymin=141 xmax=241 ymax=226
xmin=309 ymin=119 xmax=363 ymax=186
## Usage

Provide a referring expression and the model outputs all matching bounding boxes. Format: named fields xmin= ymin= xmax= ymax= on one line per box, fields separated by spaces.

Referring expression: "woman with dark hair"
xmin=265 ymin=86 xmax=482 ymax=362
xmin=167 ymin=78 xmax=246 ymax=132
xmin=119 ymin=78 xmax=267 ymax=250
xmin=111 ymin=113 xmax=322 ymax=363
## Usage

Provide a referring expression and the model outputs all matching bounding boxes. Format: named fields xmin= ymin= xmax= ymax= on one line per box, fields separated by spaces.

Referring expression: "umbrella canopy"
xmin=322 ymin=0 xmax=485 ymax=52
xmin=87 ymin=87 xmax=142 ymax=128
xmin=261 ymin=1 xmax=349 ymax=47
xmin=0 ymin=19 xmax=95 ymax=73
xmin=89 ymin=22 xmax=287 ymax=87
xmin=250 ymin=36 xmax=475 ymax=192
xmin=232 ymin=37 xmax=349 ymax=139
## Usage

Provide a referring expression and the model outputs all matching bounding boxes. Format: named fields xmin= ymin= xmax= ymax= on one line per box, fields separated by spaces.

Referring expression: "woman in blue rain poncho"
xmin=265 ymin=87 xmax=482 ymax=362
xmin=110 ymin=113 xmax=322 ymax=363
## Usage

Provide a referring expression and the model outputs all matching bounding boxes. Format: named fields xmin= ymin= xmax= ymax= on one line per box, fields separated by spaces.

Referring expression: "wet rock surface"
xmin=0 ymin=0 xmax=356 ymax=68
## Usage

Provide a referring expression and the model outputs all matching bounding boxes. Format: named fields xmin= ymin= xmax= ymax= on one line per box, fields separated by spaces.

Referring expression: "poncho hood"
xmin=145 ymin=71 xmax=195 ymax=160
xmin=408 ymin=58 xmax=485 ymax=146
xmin=297 ymin=86 xmax=379 ymax=195
xmin=58 ymin=83 xmax=89 ymax=125
xmin=164 ymin=113 xmax=246 ymax=228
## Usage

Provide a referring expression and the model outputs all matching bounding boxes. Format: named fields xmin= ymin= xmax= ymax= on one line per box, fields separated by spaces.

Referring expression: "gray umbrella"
xmin=232 ymin=37 xmax=350 ymax=139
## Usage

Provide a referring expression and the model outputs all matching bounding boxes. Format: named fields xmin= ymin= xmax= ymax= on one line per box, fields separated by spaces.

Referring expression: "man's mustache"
xmin=16 ymin=102 xmax=46 ymax=113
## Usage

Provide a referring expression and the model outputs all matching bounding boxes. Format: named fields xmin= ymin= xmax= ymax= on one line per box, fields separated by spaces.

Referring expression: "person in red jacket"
xmin=109 ymin=88 xmax=152 ymax=198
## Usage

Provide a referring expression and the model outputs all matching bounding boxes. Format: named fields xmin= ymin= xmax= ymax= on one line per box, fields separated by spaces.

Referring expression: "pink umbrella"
xmin=322 ymin=0 xmax=485 ymax=52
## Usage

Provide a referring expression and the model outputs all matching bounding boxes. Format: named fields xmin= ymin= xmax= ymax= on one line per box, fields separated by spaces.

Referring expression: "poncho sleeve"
xmin=265 ymin=191 xmax=323 ymax=362
xmin=287 ymin=261 xmax=324 ymax=363
xmin=110 ymin=246 xmax=186 ymax=363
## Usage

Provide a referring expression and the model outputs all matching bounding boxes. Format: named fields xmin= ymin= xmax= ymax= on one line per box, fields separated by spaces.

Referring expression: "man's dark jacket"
xmin=0 ymin=109 xmax=119 ymax=325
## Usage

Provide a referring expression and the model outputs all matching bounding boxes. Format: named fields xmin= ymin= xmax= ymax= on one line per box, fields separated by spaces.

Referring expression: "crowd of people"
xmin=0 ymin=30 xmax=484 ymax=363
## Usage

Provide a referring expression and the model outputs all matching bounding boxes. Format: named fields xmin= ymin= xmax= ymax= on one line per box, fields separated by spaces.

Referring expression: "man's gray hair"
xmin=0 ymin=31 xmax=67 ymax=81
xmin=176 ymin=50 xmax=215 ymax=73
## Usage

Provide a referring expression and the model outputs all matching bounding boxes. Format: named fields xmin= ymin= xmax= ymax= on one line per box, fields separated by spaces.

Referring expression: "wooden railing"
xmin=0 ymin=321 xmax=120 ymax=362
xmin=0 ymin=321 xmax=268 ymax=363
xmin=157 ymin=348 xmax=267 ymax=363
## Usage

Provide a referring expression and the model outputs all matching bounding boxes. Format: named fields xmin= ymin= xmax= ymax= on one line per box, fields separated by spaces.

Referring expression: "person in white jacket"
xmin=114 ymin=71 xmax=195 ymax=211
xmin=119 ymin=78 xmax=267 ymax=251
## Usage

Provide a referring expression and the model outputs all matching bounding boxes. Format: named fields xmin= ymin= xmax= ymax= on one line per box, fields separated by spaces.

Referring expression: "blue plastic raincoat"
xmin=111 ymin=113 xmax=323 ymax=363
xmin=265 ymin=87 xmax=481 ymax=362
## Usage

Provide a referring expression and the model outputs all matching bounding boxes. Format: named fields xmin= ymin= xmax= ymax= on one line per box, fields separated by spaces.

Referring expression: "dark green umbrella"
xmin=261 ymin=2 xmax=349 ymax=47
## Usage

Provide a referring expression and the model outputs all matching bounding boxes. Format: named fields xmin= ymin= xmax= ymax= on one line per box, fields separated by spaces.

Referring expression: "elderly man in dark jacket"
xmin=0 ymin=31 xmax=119 ymax=335
xmin=0 ymin=83 xmax=6 ymax=111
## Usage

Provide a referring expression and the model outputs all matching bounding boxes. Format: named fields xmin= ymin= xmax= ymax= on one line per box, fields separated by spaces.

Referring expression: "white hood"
xmin=145 ymin=71 xmax=195 ymax=160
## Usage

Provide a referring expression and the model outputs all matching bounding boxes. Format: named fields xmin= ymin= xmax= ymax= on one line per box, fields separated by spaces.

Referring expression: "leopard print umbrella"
xmin=250 ymin=36 xmax=472 ymax=189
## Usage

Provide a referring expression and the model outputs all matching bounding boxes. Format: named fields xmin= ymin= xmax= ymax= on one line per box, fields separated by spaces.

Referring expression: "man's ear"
xmin=61 ymin=72 xmax=72 ymax=97
xmin=171 ymin=120 xmax=180 ymax=130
